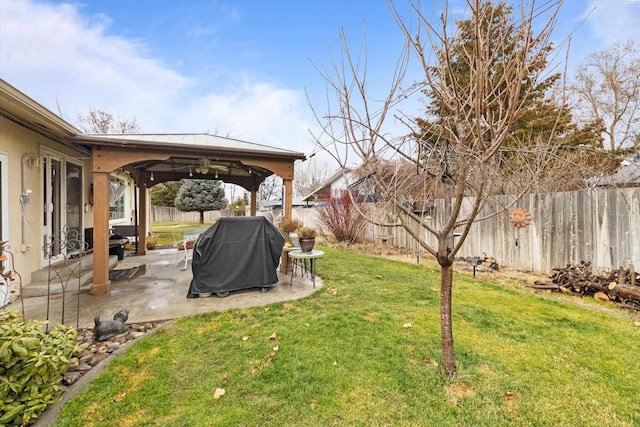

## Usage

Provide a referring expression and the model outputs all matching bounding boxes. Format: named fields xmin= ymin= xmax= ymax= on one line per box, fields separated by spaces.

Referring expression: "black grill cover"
xmin=187 ymin=216 xmax=285 ymax=298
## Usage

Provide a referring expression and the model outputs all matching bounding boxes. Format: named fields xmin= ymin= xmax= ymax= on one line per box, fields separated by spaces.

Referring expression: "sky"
xmin=1 ymin=0 xmax=639 ymax=166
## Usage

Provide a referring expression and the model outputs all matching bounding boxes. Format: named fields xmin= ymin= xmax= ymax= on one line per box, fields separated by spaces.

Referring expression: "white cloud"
xmin=0 ymin=0 xmax=315 ymax=154
xmin=585 ymin=0 xmax=640 ymax=47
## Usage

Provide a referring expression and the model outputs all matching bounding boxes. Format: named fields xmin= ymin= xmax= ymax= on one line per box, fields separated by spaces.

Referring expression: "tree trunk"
xmin=199 ymin=211 xmax=204 ymax=224
xmin=439 ymin=261 xmax=456 ymax=377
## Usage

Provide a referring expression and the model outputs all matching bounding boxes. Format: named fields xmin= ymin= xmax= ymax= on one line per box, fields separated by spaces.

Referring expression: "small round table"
xmin=281 ymin=246 xmax=300 ymax=274
xmin=288 ymin=250 xmax=324 ymax=288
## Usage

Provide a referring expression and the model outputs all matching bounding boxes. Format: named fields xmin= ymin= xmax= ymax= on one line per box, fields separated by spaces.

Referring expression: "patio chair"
xmin=172 ymin=231 xmax=196 ymax=270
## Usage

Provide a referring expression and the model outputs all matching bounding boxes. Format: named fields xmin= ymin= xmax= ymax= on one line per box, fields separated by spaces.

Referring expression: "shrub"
xmin=0 ymin=310 xmax=78 ymax=426
xmin=317 ymin=189 xmax=369 ymax=243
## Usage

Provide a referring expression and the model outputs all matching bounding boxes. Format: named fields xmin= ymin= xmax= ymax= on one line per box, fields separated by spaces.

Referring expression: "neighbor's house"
xmin=302 ymin=168 xmax=355 ymax=205
xmin=1 ymin=79 xmax=304 ymax=295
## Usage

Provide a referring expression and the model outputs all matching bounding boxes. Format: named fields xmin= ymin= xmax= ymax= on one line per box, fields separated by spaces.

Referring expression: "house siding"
xmin=0 ymin=115 xmax=93 ymax=284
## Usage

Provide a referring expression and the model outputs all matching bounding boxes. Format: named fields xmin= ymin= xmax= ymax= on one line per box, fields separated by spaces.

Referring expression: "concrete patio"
xmin=10 ymin=247 xmax=322 ymax=329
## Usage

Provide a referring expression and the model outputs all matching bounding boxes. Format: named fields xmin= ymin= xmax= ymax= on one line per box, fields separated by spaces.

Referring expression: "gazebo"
xmin=69 ymin=133 xmax=305 ymax=294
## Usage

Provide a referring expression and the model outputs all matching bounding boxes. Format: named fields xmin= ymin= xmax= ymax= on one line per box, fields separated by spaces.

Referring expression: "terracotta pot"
xmin=299 ymin=238 xmax=315 ymax=252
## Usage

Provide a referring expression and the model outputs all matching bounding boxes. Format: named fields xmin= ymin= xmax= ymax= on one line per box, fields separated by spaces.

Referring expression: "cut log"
xmin=530 ymin=281 xmax=560 ymax=290
xmin=531 ymin=263 xmax=640 ymax=311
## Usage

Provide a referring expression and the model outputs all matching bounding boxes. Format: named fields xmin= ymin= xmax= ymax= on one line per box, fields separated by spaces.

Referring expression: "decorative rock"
xmin=78 ymin=363 xmax=92 ymax=371
xmin=63 ymin=371 xmax=83 ymax=386
xmin=79 ymin=353 xmax=94 ymax=364
xmin=58 ymin=321 xmax=169 ymax=389
xmin=86 ymin=352 xmax=110 ymax=366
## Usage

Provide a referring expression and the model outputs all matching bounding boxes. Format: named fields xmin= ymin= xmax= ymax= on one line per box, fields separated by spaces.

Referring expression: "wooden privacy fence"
xmin=152 ymin=207 xmax=270 ymax=223
xmin=151 ymin=186 xmax=639 ymax=275
xmin=386 ymin=187 xmax=640 ymax=274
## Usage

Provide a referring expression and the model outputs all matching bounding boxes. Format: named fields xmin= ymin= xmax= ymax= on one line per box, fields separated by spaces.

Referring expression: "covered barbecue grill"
xmin=187 ymin=216 xmax=285 ymax=298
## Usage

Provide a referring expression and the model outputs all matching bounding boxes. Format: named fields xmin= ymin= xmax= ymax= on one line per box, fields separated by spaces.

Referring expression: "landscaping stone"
xmin=60 ymin=321 xmax=170 ymax=390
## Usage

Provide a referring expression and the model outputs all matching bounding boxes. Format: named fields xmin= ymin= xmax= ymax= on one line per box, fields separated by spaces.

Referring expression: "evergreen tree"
xmin=415 ymin=1 xmax=600 ymax=193
xmin=175 ymin=179 xmax=225 ymax=224
xmin=150 ymin=181 xmax=182 ymax=207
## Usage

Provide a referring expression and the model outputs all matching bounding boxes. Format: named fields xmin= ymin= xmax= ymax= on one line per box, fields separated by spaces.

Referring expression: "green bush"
xmin=0 ymin=310 xmax=78 ymax=426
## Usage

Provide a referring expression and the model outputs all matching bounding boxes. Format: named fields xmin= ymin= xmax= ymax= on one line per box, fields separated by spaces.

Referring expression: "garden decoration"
xmin=94 ymin=308 xmax=130 ymax=341
xmin=509 ymin=207 xmax=531 ymax=246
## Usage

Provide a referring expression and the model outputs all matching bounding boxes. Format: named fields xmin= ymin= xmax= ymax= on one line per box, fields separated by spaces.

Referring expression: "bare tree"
xmin=258 ymin=175 xmax=283 ymax=203
xmin=294 ymin=156 xmax=330 ymax=197
xmin=311 ymin=0 xmax=563 ymax=376
xmin=570 ymin=40 xmax=640 ymax=152
xmin=76 ymin=108 xmax=141 ymax=134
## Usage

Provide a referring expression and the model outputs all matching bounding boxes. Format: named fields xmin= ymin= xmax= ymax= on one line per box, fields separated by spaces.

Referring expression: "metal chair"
xmin=172 ymin=231 xmax=196 ymax=270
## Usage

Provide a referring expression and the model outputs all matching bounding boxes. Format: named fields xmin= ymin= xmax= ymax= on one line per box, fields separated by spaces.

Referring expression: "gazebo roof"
xmin=70 ymin=133 xmax=306 ymax=189
xmin=75 ymin=133 xmax=302 ymax=158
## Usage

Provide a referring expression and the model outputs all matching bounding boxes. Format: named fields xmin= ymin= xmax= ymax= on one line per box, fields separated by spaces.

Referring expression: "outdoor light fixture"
xmin=189 ymin=165 xmax=193 ymax=177
xmin=215 ymin=169 xmax=218 ymax=179
xmin=150 ymin=171 xmax=154 ymax=181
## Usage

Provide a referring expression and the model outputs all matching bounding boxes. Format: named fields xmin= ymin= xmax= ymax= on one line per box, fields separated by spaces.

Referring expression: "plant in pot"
xmin=280 ymin=218 xmax=303 ymax=247
xmin=146 ymin=238 xmax=157 ymax=250
xmin=297 ymin=226 xmax=317 ymax=252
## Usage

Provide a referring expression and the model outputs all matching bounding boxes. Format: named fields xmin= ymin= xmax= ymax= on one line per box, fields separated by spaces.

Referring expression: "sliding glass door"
xmin=42 ymin=152 xmax=83 ymax=264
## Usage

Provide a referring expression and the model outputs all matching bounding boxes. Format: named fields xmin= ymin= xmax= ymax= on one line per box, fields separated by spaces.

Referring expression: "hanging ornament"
xmin=509 ymin=207 xmax=531 ymax=228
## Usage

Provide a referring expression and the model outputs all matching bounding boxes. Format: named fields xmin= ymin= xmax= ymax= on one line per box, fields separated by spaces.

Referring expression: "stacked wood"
xmin=529 ymin=262 xmax=640 ymax=311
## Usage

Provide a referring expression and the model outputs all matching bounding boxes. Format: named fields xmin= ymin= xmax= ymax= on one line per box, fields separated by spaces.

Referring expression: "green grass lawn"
xmin=55 ymin=247 xmax=640 ymax=426
xmin=150 ymin=221 xmax=215 ymax=246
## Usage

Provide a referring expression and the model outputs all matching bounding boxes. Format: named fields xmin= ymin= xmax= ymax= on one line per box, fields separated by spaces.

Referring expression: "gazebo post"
xmin=283 ymin=178 xmax=293 ymax=221
xmin=138 ymin=178 xmax=148 ymax=254
xmin=250 ymin=187 xmax=257 ymax=216
xmin=89 ymin=171 xmax=111 ymax=294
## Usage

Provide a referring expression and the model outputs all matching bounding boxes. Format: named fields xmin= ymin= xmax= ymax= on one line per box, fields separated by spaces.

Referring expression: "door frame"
xmin=41 ymin=149 xmax=84 ymax=266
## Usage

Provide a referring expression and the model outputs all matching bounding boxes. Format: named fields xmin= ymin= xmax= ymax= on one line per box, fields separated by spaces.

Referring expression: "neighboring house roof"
xmin=589 ymin=151 xmax=640 ymax=188
xmin=302 ymin=168 xmax=355 ymax=202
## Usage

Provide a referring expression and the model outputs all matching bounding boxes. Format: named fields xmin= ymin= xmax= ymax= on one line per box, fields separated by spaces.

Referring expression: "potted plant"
xmin=280 ymin=218 xmax=303 ymax=246
xmin=297 ymin=226 xmax=316 ymax=252
xmin=146 ymin=237 xmax=157 ymax=250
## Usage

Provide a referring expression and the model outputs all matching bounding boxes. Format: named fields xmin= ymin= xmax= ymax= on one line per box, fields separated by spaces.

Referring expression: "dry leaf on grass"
xmin=634 ymin=319 xmax=640 ymax=327
xmin=310 ymin=399 xmax=319 ymax=409
xmin=242 ymin=336 xmax=250 ymax=341
xmin=273 ymin=345 xmax=279 ymax=352
xmin=222 ymin=372 xmax=228 ymax=380
xmin=269 ymin=332 xmax=277 ymax=340
xmin=213 ymin=388 xmax=226 ymax=399
xmin=403 ymin=323 xmax=412 ymax=328
xmin=503 ymin=391 xmax=515 ymax=400
xmin=424 ymin=358 xmax=439 ymax=367
xmin=112 ymin=393 xmax=126 ymax=402
xmin=252 ymin=365 xmax=259 ymax=375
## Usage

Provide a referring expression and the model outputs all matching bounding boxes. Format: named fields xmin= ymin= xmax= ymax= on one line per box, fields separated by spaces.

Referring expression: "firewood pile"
xmin=529 ymin=262 xmax=640 ymax=311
